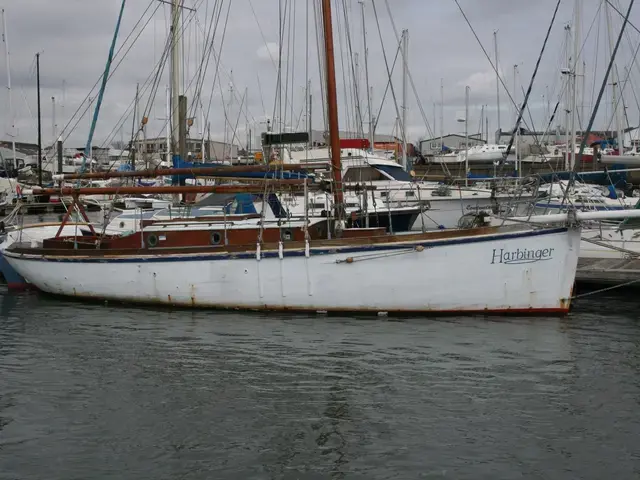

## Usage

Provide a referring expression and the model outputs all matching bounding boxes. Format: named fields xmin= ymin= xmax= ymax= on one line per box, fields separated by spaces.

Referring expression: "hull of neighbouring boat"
xmin=600 ymin=154 xmax=640 ymax=165
xmin=411 ymin=196 xmax=498 ymax=230
xmin=579 ymin=227 xmax=640 ymax=259
xmin=4 ymin=227 xmax=581 ymax=313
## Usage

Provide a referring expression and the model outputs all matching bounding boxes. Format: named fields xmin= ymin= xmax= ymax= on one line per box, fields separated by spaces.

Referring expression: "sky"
xmin=1 ymin=0 xmax=640 ymax=151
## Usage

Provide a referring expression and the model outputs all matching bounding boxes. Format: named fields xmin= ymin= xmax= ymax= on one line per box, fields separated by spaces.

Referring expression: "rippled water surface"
xmin=0 ymin=289 xmax=639 ymax=479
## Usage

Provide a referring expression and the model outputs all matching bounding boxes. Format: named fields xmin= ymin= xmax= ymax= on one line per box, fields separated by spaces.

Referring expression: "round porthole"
xmin=119 ymin=221 xmax=126 ymax=229
xmin=147 ymin=234 xmax=159 ymax=248
xmin=210 ymin=231 xmax=222 ymax=245
xmin=281 ymin=229 xmax=293 ymax=241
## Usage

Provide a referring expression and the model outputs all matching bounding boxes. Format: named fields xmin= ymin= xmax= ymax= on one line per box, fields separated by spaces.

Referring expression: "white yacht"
xmin=283 ymin=147 xmax=530 ymax=230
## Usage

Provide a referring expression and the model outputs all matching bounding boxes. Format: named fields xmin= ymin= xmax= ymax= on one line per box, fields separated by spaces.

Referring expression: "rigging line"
xmin=606 ymin=0 xmax=640 ymax=34
xmin=228 ymin=90 xmax=247 ymax=149
xmin=451 ymin=0 xmax=537 ymax=136
xmin=80 ymin=0 xmax=127 ymax=176
xmin=503 ymin=0 xmax=561 ymax=157
xmin=382 ymin=0 xmax=434 ymax=139
xmin=189 ymin=10 xmax=260 ymax=124
xmin=312 ymin=0 xmax=327 ymax=132
xmin=602 ymin=20 xmax=640 ymax=136
xmin=186 ymin=0 xmax=220 ymax=117
xmin=289 ymin=0 xmax=297 ymax=132
xmin=619 ymin=0 xmax=640 ymax=126
xmin=271 ymin=0 xmax=285 ymax=131
xmin=59 ymin=0 xmax=159 ymax=140
xmin=188 ymin=0 xmax=224 ymax=118
xmin=591 ymin=6 xmax=602 ymax=121
xmin=102 ymin=0 xmax=206 ymax=154
xmin=371 ymin=0 xmax=403 ymax=142
xmin=336 ymin=0 xmax=354 ymax=133
xmin=341 ymin=0 xmax=363 ymax=135
xmin=202 ymin=0 xmax=233 ymax=141
xmin=577 ymin=0 xmax=635 ymax=167
xmin=61 ymin=0 xmax=194 ymax=149
xmin=305 ymin=0 xmax=310 ymax=136
xmin=256 ymin=73 xmax=267 ymax=119
xmin=247 ymin=0 xmax=278 ymax=71
xmin=99 ymin=0 xmax=206 ymax=156
xmin=283 ymin=0 xmax=294 ymax=129
xmin=373 ymin=38 xmax=402 ymax=134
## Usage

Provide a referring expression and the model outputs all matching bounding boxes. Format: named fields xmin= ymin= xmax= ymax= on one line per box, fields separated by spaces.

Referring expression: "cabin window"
xmin=211 ymin=231 xmax=222 ymax=245
xmin=147 ymin=234 xmax=159 ymax=248
xmin=405 ymin=191 xmax=415 ymax=197
xmin=343 ymin=167 xmax=386 ymax=182
xmin=281 ymin=229 xmax=293 ymax=241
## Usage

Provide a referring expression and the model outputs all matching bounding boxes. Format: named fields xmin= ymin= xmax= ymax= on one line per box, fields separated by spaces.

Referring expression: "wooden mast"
xmin=320 ymin=0 xmax=345 ymax=224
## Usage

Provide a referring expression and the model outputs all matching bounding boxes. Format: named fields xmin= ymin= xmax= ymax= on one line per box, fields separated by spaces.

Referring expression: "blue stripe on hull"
xmin=0 ymin=252 xmax=28 ymax=286
xmin=5 ymin=227 xmax=569 ymax=264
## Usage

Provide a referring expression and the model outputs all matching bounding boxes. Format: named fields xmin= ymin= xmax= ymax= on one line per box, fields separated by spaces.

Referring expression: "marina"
xmin=1 ymin=0 xmax=640 ymax=477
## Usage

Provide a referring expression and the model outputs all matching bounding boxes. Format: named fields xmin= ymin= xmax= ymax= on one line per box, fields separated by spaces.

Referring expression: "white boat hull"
xmin=5 ymin=227 xmax=580 ymax=313
xmin=580 ymin=227 xmax=640 ymax=259
xmin=600 ymin=154 xmax=640 ymax=165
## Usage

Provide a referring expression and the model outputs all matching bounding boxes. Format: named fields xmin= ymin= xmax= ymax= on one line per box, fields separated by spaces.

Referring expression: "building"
xmin=132 ymin=137 xmax=238 ymax=162
xmin=494 ymin=127 xmax=639 ymax=154
xmin=419 ymin=133 xmax=484 ymax=156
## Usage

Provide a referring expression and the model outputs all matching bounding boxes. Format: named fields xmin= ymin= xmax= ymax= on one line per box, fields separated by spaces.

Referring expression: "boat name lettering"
xmin=491 ymin=247 xmax=554 ymax=265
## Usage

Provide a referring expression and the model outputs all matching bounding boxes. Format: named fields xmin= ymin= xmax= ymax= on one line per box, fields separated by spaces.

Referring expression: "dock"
xmin=576 ymin=257 xmax=640 ymax=287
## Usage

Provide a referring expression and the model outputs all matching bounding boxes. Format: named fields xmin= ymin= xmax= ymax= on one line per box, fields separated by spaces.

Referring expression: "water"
xmin=1 ymin=290 xmax=639 ymax=479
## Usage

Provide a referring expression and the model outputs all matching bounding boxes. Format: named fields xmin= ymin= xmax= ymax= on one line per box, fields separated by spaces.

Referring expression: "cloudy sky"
xmin=1 ymin=0 xmax=639 ymax=150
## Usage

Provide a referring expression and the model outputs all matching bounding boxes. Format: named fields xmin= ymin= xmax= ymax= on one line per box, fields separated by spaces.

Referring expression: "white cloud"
xmin=255 ymin=42 xmax=278 ymax=62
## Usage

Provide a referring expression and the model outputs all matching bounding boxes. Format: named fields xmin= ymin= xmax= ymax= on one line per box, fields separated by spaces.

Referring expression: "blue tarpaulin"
xmin=171 ymin=156 xmax=312 ymax=185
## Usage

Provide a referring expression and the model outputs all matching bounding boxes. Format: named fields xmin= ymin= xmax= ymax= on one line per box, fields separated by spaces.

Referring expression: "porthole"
xmin=147 ymin=234 xmax=159 ymax=248
xmin=119 ymin=221 xmax=125 ymax=228
xmin=281 ymin=229 xmax=293 ymax=241
xmin=210 ymin=231 xmax=222 ymax=245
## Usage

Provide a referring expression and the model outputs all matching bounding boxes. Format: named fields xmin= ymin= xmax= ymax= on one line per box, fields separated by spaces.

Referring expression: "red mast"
xmin=320 ymin=0 xmax=345 ymax=220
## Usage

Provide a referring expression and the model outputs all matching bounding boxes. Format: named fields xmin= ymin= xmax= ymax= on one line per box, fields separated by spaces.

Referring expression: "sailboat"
xmin=5 ymin=0 xmax=634 ymax=314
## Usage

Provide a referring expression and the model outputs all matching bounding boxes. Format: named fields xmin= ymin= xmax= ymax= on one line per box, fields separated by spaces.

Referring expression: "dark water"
xmin=1 ymin=290 xmax=639 ymax=479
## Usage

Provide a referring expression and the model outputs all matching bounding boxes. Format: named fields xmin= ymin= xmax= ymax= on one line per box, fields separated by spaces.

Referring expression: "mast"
xmin=485 ymin=116 xmax=489 ymax=145
xmin=493 ymin=30 xmax=501 ymax=135
xmin=605 ymin=1 xmax=625 ymax=153
xmin=2 ymin=9 xmax=16 ymax=170
xmin=401 ymin=29 xmax=409 ymax=169
xmin=581 ymin=60 xmax=586 ymax=131
xmin=440 ymin=78 xmax=444 ymax=151
xmin=51 ymin=96 xmax=57 ymax=141
xmin=360 ymin=0 xmax=373 ymax=149
xmin=166 ymin=85 xmax=171 ymax=163
xmin=513 ymin=64 xmax=519 ymax=176
xmin=465 ymin=85 xmax=469 ymax=187
xmin=170 ymin=0 xmax=181 ymax=160
xmin=36 ymin=53 xmax=42 ymax=186
xmin=569 ymin=0 xmax=579 ymax=170
xmin=82 ymin=0 xmax=126 ymax=172
xmin=320 ymin=0 xmax=345 ymax=215
xmin=564 ymin=23 xmax=571 ymax=170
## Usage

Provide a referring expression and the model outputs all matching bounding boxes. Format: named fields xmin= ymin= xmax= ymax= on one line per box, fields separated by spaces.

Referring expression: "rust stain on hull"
xmin=34 ymin=291 xmax=572 ymax=317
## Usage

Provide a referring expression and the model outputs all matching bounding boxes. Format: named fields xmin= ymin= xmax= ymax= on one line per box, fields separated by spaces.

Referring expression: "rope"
xmin=335 ymin=246 xmax=424 ymax=264
xmin=571 ymin=277 xmax=640 ymax=299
